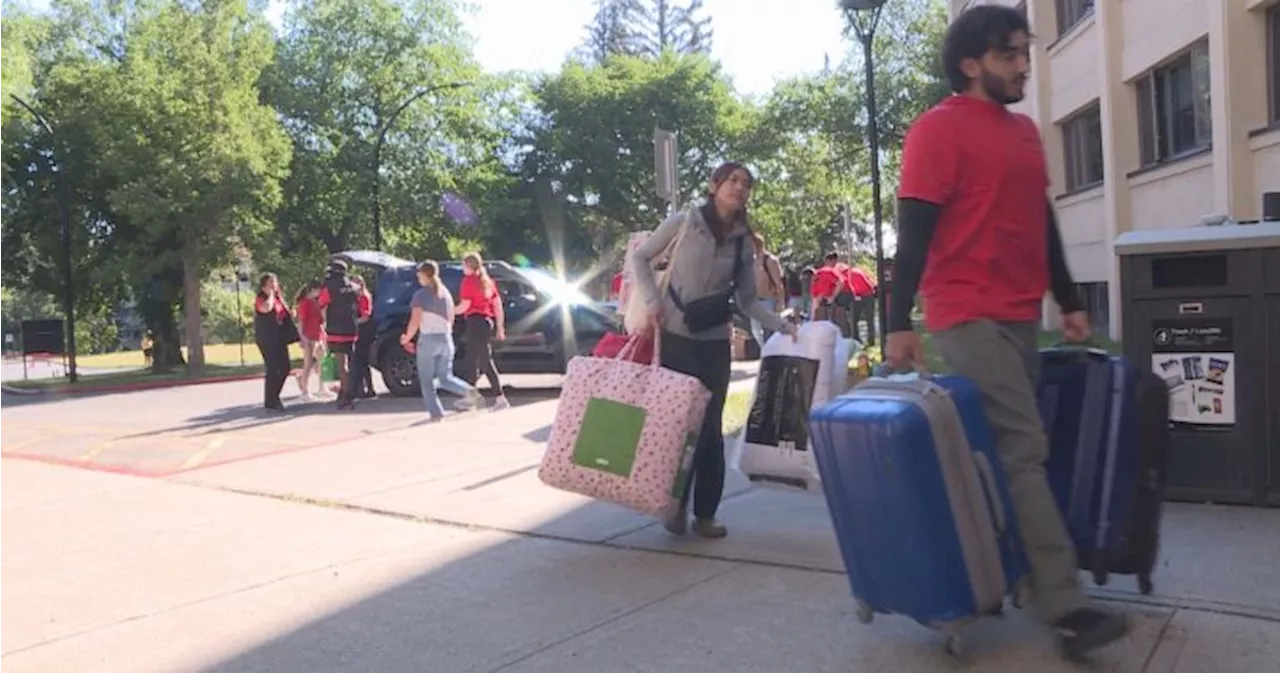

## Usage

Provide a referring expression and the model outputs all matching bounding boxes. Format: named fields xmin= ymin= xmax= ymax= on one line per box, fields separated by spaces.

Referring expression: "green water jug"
xmin=320 ymin=353 xmax=337 ymax=382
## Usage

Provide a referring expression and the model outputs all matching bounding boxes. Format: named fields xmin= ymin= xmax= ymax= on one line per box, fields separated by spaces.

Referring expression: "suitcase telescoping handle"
xmin=1041 ymin=341 xmax=1110 ymax=364
xmin=971 ymin=452 xmax=1007 ymax=535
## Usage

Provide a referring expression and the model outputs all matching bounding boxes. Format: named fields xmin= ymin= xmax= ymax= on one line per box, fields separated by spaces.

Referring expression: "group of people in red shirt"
xmin=252 ymin=254 xmax=510 ymax=415
xmin=807 ymin=252 xmax=879 ymax=345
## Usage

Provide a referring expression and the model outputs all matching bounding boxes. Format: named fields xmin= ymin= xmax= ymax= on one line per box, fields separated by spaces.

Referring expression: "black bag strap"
xmin=667 ymin=234 xmax=744 ymax=310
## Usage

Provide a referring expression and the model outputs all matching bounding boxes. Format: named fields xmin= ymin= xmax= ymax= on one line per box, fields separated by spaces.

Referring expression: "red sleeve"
xmin=898 ymin=110 xmax=959 ymax=206
xmin=318 ymin=287 xmax=330 ymax=308
xmin=357 ymin=293 xmax=372 ymax=318
xmin=254 ymin=295 xmax=269 ymax=312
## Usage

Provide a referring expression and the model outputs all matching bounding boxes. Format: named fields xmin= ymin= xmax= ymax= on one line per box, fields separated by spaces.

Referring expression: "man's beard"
xmin=981 ymin=71 xmax=1025 ymax=105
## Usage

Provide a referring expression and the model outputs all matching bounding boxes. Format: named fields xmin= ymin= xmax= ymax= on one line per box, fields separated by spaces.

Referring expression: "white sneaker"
xmin=300 ymin=392 xmax=315 ymax=402
xmin=489 ymin=396 xmax=511 ymax=411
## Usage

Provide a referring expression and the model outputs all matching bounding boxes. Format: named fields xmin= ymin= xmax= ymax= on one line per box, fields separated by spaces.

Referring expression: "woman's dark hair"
xmin=942 ymin=5 xmax=1031 ymax=93
xmin=706 ymin=161 xmax=757 ymax=236
xmin=258 ymin=272 xmax=277 ymax=293
xmin=417 ymin=260 xmax=442 ymax=296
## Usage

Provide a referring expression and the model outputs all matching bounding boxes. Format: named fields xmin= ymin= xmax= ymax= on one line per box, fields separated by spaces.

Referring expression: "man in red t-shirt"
xmin=810 ymin=252 xmax=849 ymax=336
xmin=885 ymin=6 xmax=1125 ymax=656
xmin=843 ymin=264 xmax=877 ymax=345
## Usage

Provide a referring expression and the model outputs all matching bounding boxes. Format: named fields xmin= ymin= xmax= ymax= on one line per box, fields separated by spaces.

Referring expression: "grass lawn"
xmin=74 ymin=343 xmax=306 ymax=370
xmin=4 ymin=363 xmax=270 ymax=391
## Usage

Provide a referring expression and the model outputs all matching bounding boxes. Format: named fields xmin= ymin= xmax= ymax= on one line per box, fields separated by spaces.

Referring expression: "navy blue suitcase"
xmin=810 ymin=374 xmax=1030 ymax=656
xmin=1037 ymin=348 xmax=1168 ymax=595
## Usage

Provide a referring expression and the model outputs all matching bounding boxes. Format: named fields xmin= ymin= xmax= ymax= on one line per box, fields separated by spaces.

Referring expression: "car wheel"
xmin=379 ymin=346 xmax=419 ymax=398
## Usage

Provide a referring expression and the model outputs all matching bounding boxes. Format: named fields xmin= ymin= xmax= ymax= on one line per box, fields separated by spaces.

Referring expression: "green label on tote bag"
xmin=670 ymin=432 xmax=698 ymax=498
xmin=571 ymin=398 xmax=647 ymax=477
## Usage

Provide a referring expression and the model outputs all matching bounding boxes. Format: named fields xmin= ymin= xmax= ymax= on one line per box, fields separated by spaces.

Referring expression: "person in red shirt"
xmin=457 ymin=252 xmax=509 ymax=411
xmin=253 ymin=273 xmax=292 ymax=411
xmin=843 ymin=264 xmax=878 ymax=345
xmin=293 ymin=280 xmax=328 ymax=401
xmin=349 ymin=275 xmax=377 ymax=399
xmin=810 ymin=252 xmax=848 ymax=335
xmin=885 ymin=6 xmax=1125 ymax=657
xmin=318 ymin=260 xmax=361 ymax=409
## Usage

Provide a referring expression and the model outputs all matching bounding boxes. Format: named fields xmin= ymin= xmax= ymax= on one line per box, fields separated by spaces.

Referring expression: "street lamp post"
xmin=10 ymin=94 xmax=78 ymax=382
xmin=372 ymin=81 xmax=472 ymax=251
xmin=840 ymin=0 xmax=889 ymax=347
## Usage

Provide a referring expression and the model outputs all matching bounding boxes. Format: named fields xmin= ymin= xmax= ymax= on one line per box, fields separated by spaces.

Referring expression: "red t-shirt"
xmin=357 ymin=291 xmax=372 ymax=321
xmin=297 ymin=297 xmax=324 ymax=341
xmin=845 ymin=267 xmax=876 ymax=298
xmin=460 ymin=275 xmax=497 ymax=318
xmin=810 ymin=267 xmax=843 ymax=300
xmin=898 ymin=95 xmax=1050 ymax=332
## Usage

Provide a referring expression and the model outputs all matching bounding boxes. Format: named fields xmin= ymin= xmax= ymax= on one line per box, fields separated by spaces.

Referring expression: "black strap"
xmin=668 ymin=235 xmax=743 ymax=310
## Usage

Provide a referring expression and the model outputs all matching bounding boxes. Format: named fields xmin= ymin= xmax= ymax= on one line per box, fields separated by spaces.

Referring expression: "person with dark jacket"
xmin=253 ymin=273 xmax=292 ymax=412
xmin=886 ymin=5 xmax=1127 ymax=657
xmin=319 ymin=260 xmax=361 ymax=410
xmin=628 ymin=161 xmax=796 ymax=539
xmin=349 ymin=275 xmax=377 ymax=399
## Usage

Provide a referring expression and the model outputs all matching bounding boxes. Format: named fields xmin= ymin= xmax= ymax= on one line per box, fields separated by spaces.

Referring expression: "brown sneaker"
xmin=663 ymin=508 xmax=688 ymax=536
xmin=692 ymin=518 xmax=727 ymax=539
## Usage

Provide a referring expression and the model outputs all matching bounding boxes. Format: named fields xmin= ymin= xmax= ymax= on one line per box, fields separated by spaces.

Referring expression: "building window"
xmin=1269 ymin=5 xmax=1280 ymax=123
xmin=1076 ymin=282 xmax=1110 ymax=338
xmin=1061 ymin=104 xmax=1104 ymax=191
xmin=1055 ymin=0 xmax=1094 ymax=36
xmin=1135 ymin=40 xmax=1212 ymax=166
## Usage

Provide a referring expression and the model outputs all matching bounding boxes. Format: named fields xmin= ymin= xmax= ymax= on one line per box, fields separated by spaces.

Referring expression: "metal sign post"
xmin=654 ymin=128 xmax=679 ymax=212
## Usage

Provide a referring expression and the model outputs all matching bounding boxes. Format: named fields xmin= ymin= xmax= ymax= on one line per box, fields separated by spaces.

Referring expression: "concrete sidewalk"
xmin=4 ymin=394 xmax=1280 ymax=673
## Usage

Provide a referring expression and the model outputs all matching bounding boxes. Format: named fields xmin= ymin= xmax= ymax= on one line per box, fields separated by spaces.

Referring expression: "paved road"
xmin=1 ymin=362 xmax=761 ymax=477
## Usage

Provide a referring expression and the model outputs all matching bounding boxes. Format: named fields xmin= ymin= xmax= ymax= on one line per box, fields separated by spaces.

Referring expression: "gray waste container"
xmin=1114 ymin=221 xmax=1280 ymax=507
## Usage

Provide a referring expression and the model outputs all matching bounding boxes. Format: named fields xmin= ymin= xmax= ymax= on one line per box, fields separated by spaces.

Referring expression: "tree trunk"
xmin=182 ymin=248 xmax=206 ymax=375
xmin=136 ymin=266 xmax=186 ymax=373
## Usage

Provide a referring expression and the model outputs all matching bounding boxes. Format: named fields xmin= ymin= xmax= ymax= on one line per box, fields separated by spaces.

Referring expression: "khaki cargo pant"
xmin=932 ymin=319 xmax=1088 ymax=622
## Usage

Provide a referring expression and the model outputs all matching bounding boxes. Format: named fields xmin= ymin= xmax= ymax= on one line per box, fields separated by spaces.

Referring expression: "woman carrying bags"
xmin=400 ymin=261 xmax=482 ymax=421
xmin=253 ymin=273 xmax=296 ymax=412
xmin=627 ymin=161 xmax=795 ymax=539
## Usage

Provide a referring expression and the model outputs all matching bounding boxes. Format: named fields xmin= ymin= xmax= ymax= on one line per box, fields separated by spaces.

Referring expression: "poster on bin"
xmin=743 ymin=355 xmax=821 ymax=451
xmin=1150 ymin=318 xmax=1235 ymax=426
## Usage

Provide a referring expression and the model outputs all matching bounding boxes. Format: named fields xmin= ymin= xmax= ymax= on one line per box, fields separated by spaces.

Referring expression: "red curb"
xmin=1 ymin=452 xmax=167 ymax=479
xmin=0 ymin=370 xmax=302 ymax=396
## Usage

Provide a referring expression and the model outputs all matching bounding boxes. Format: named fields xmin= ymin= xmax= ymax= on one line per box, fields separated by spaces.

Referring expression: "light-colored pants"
xmin=931 ymin=319 xmax=1087 ymax=623
xmin=749 ymin=298 xmax=778 ymax=347
xmin=416 ymin=333 xmax=475 ymax=418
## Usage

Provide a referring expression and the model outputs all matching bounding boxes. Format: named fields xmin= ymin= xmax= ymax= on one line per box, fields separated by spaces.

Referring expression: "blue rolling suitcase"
xmin=1037 ymin=348 xmax=1168 ymax=595
xmin=810 ymin=374 xmax=1030 ymax=656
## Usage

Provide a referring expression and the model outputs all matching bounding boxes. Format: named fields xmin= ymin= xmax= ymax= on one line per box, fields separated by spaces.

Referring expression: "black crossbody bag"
xmin=667 ymin=235 xmax=744 ymax=334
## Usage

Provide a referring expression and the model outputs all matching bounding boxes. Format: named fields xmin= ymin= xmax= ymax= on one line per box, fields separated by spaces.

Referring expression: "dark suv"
xmin=332 ymin=251 xmax=620 ymax=397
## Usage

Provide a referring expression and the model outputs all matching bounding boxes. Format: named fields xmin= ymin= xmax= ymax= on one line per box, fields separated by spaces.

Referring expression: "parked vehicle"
xmin=331 ymin=251 xmax=620 ymax=397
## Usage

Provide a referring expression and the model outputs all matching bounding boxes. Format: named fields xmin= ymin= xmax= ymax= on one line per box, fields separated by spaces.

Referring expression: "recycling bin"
xmin=1114 ymin=221 xmax=1280 ymax=507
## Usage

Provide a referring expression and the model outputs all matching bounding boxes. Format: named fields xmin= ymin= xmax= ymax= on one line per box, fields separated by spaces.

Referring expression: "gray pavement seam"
xmin=483 ymin=563 xmax=743 ymax=673
xmin=1140 ymin=609 xmax=1179 ymax=673
xmin=201 ymin=484 xmax=1280 ymax=627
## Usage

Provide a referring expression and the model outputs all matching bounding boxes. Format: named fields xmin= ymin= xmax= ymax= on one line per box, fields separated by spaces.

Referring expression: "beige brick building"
xmin=947 ymin=0 xmax=1280 ymax=339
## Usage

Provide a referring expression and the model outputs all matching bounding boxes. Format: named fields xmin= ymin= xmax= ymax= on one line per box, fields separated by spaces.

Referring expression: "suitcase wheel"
xmin=855 ymin=601 xmax=874 ymax=624
xmin=1138 ymin=575 xmax=1154 ymax=595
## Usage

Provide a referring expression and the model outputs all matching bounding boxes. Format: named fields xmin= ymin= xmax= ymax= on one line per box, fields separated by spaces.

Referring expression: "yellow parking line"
xmin=178 ymin=438 xmax=224 ymax=471
xmin=79 ymin=441 xmax=116 ymax=461
xmin=2 ymin=435 xmax=56 ymax=453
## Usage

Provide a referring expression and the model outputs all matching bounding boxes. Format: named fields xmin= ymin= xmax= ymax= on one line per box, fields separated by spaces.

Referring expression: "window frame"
xmin=1055 ymin=0 xmax=1094 ymax=37
xmin=1134 ymin=40 xmax=1213 ymax=168
xmin=1060 ymin=103 xmax=1105 ymax=192
xmin=1268 ymin=5 xmax=1280 ymax=124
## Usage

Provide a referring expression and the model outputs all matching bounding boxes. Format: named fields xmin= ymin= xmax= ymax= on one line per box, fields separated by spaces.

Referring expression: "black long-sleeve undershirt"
xmin=887 ymin=198 xmax=1083 ymax=333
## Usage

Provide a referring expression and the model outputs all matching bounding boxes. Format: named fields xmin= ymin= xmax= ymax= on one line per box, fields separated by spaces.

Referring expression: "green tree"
xmin=582 ymin=0 xmax=712 ymax=61
xmin=263 ymin=0 xmax=510 ymax=264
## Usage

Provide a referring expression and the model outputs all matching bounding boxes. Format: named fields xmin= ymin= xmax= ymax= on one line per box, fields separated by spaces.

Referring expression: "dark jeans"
xmin=351 ymin=325 xmax=376 ymax=396
xmin=850 ymin=297 xmax=875 ymax=345
xmin=463 ymin=314 xmax=502 ymax=396
xmin=256 ymin=338 xmax=290 ymax=409
xmin=659 ymin=330 xmax=732 ymax=519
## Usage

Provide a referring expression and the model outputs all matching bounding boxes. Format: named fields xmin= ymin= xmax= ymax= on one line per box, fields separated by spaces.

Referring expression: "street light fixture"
xmin=372 ymin=81 xmax=473 ymax=251
xmin=839 ymin=0 xmax=889 ymax=347
xmin=10 ymin=94 xmax=78 ymax=382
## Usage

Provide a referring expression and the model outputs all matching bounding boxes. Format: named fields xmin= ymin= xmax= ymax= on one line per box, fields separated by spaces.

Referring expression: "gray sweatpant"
xmin=932 ymin=319 xmax=1087 ymax=623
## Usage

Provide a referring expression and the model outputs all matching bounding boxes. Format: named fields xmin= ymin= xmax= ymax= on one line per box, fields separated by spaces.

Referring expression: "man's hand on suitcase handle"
xmin=1061 ymin=310 xmax=1092 ymax=344
xmin=884 ymin=330 xmax=928 ymax=374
